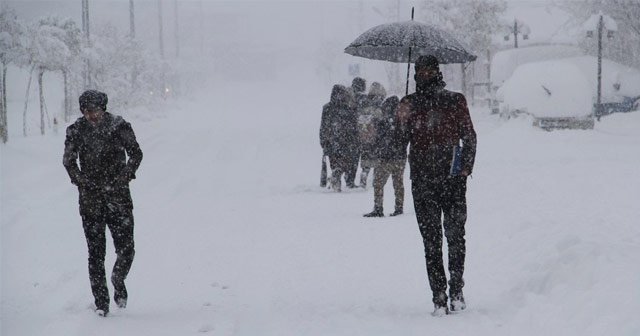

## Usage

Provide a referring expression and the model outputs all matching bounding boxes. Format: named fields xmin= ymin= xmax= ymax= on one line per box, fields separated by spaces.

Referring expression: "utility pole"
xmin=129 ymin=0 xmax=135 ymax=38
xmin=129 ymin=0 xmax=137 ymax=88
xmin=513 ymin=20 xmax=518 ymax=48
xmin=81 ymin=0 xmax=91 ymax=89
xmin=596 ymin=14 xmax=603 ymax=121
xmin=504 ymin=19 xmax=529 ymax=49
xmin=158 ymin=0 xmax=165 ymax=58
xmin=199 ymin=0 xmax=204 ymax=56
xmin=158 ymin=0 xmax=166 ymax=98
xmin=584 ymin=12 xmax=616 ymax=122
xmin=174 ymin=0 xmax=179 ymax=58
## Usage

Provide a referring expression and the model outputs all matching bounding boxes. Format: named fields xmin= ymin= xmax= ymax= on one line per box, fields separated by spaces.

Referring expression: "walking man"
xmin=397 ymin=55 xmax=477 ymax=316
xmin=63 ymin=90 xmax=143 ymax=317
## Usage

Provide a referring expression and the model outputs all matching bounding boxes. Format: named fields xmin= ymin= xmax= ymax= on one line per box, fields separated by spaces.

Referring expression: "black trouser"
xmin=81 ymin=203 xmax=135 ymax=311
xmin=345 ymin=150 xmax=360 ymax=187
xmin=411 ymin=176 xmax=467 ymax=306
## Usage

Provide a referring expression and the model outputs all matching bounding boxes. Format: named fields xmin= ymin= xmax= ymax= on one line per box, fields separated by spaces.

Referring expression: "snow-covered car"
xmin=496 ymin=56 xmax=640 ymax=129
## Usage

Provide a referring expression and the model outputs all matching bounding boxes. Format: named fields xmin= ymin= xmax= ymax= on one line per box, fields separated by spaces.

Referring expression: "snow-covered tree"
xmin=25 ymin=16 xmax=82 ymax=135
xmin=86 ymin=23 xmax=168 ymax=111
xmin=420 ymin=0 xmax=507 ymax=55
xmin=418 ymin=0 xmax=506 ymax=95
xmin=0 ymin=5 xmax=26 ymax=143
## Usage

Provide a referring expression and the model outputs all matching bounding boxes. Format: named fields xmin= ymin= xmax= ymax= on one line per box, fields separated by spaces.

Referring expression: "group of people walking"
xmin=319 ymin=55 xmax=477 ymax=316
xmin=319 ymin=77 xmax=406 ymax=217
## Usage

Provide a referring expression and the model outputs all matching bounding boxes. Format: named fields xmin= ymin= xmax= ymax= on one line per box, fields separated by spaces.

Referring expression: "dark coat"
xmin=373 ymin=98 xmax=406 ymax=162
xmin=320 ymin=101 xmax=359 ymax=160
xmin=63 ymin=112 xmax=143 ymax=216
xmin=398 ymin=89 xmax=476 ymax=180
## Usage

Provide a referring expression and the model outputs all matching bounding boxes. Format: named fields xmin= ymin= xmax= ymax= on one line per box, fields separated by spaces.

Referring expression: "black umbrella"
xmin=345 ymin=8 xmax=476 ymax=94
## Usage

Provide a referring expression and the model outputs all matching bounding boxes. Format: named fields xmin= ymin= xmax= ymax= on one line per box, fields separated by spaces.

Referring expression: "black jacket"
xmin=373 ymin=117 xmax=407 ymax=162
xmin=320 ymin=102 xmax=358 ymax=159
xmin=398 ymin=89 xmax=476 ymax=179
xmin=63 ymin=112 xmax=143 ymax=215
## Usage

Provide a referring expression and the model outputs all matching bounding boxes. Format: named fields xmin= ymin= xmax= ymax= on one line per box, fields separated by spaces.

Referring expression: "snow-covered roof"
xmin=497 ymin=56 xmax=640 ymax=118
xmin=491 ymin=45 xmax=584 ymax=87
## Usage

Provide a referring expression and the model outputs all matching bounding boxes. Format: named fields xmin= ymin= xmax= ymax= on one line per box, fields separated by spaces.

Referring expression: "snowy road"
xmin=2 ymin=75 xmax=640 ymax=335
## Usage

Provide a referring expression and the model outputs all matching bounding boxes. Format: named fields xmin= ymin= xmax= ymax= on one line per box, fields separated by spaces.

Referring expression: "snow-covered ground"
xmin=2 ymin=61 xmax=639 ymax=335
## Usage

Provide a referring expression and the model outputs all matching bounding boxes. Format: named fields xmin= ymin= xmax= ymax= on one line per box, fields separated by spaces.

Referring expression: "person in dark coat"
xmin=346 ymin=77 xmax=368 ymax=188
xmin=63 ymin=90 xmax=143 ymax=317
xmin=363 ymin=95 xmax=406 ymax=217
xmin=319 ymin=85 xmax=358 ymax=192
xmin=397 ymin=55 xmax=477 ymax=316
xmin=357 ymin=82 xmax=386 ymax=188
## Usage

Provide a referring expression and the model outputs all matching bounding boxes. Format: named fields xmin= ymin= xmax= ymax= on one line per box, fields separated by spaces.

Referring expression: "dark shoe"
xmin=363 ymin=209 xmax=384 ymax=217
xmin=450 ymin=292 xmax=466 ymax=312
xmin=346 ymin=182 xmax=357 ymax=189
xmin=389 ymin=209 xmax=403 ymax=216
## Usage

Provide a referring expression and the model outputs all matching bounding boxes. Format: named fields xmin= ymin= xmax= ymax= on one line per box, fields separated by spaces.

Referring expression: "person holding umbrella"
xmin=397 ymin=55 xmax=477 ymax=316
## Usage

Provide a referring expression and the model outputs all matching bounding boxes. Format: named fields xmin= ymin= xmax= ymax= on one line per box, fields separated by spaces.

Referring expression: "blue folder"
xmin=450 ymin=145 xmax=463 ymax=176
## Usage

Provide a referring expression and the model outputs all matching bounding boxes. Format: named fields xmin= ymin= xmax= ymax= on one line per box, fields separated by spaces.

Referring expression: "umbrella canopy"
xmin=345 ymin=20 xmax=476 ymax=64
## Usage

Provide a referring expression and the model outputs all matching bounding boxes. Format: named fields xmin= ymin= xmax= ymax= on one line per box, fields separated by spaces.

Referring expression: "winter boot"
xmin=389 ymin=208 xmax=403 ymax=216
xmin=450 ymin=291 xmax=466 ymax=312
xmin=432 ymin=304 xmax=449 ymax=317
xmin=95 ymin=307 xmax=109 ymax=317
xmin=112 ymin=275 xmax=128 ymax=309
xmin=363 ymin=208 xmax=384 ymax=217
xmin=431 ymin=292 xmax=449 ymax=317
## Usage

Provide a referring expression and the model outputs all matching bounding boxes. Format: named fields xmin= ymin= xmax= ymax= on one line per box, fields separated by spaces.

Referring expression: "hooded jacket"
xmin=320 ymin=85 xmax=359 ymax=159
